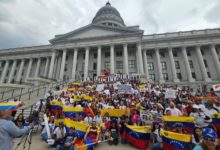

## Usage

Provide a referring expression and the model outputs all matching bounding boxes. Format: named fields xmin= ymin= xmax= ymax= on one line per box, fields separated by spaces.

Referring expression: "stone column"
xmin=0 ymin=60 xmax=9 ymax=83
xmin=155 ymin=48 xmax=164 ymax=83
xmin=48 ymin=50 xmax=56 ymax=79
xmin=143 ymin=49 xmax=149 ymax=80
xmin=25 ymin=58 xmax=33 ymax=81
xmin=137 ymin=43 xmax=144 ymax=74
xmin=16 ymin=59 xmax=25 ymax=82
xmin=59 ymin=49 xmax=67 ymax=80
xmin=84 ymin=47 xmax=89 ymax=81
xmin=136 ymin=48 xmax=140 ymax=73
xmin=43 ymin=57 xmax=49 ymax=77
xmin=7 ymin=60 xmax=17 ymax=83
xmin=34 ymin=58 xmax=41 ymax=77
xmin=210 ymin=44 xmax=220 ymax=79
xmin=181 ymin=46 xmax=194 ymax=82
xmin=123 ymin=44 xmax=129 ymax=74
xmin=71 ymin=48 xmax=78 ymax=81
xmin=168 ymin=47 xmax=179 ymax=82
xmin=195 ymin=45 xmax=211 ymax=82
xmin=97 ymin=46 xmax=101 ymax=76
xmin=110 ymin=45 xmax=115 ymax=74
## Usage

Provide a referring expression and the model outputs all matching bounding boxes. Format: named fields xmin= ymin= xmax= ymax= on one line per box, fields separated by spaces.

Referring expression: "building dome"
xmin=92 ymin=2 xmax=125 ymax=27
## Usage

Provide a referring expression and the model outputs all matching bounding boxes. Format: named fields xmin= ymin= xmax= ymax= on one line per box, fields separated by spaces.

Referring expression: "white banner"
xmin=96 ymin=84 xmax=104 ymax=92
xmin=165 ymin=90 xmax=176 ymax=99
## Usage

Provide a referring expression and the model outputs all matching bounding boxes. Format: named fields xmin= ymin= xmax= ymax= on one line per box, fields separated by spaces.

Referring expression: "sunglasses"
xmin=204 ymin=137 xmax=215 ymax=142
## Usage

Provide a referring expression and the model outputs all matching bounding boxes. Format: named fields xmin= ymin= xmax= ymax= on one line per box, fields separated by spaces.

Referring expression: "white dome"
xmin=92 ymin=2 xmax=125 ymax=27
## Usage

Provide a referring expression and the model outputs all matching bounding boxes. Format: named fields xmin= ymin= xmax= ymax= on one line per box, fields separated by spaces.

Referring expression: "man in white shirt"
xmin=84 ymin=113 xmax=93 ymax=125
xmin=165 ymin=101 xmax=182 ymax=116
xmin=53 ymin=122 xmax=66 ymax=146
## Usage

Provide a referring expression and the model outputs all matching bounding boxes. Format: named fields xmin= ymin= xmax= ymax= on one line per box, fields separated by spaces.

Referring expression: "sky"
xmin=0 ymin=0 xmax=220 ymax=49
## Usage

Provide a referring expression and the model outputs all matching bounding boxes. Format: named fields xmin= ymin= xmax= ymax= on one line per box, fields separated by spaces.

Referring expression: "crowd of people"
xmin=6 ymin=77 xmax=220 ymax=150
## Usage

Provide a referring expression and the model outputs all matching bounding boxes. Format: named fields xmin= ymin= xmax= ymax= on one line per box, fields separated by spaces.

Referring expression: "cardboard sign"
xmin=96 ymin=84 xmax=104 ymax=92
xmin=213 ymin=84 xmax=220 ymax=92
xmin=118 ymin=84 xmax=133 ymax=93
xmin=165 ymin=90 xmax=176 ymax=99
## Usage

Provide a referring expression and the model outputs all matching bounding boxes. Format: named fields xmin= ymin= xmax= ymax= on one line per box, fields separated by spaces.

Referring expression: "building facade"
xmin=0 ymin=2 xmax=220 ymax=85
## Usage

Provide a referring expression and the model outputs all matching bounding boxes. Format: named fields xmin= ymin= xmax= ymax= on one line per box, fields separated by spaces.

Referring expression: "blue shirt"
xmin=0 ymin=119 xmax=29 ymax=150
xmin=193 ymin=145 xmax=203 ymax=150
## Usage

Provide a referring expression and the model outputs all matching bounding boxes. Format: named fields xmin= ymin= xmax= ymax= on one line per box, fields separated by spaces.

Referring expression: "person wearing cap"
xmin=0 ymin=109 xmax=33 ymax=150
xmin=52 ymin=121 xmax=66 ymax=146
xmin=193 ymin=128 xmax=217 ymax=150
xmin=56 ymin=127 xmax=77 ymax=150
xmin=190 ymin=104 xmax=210 ymax=128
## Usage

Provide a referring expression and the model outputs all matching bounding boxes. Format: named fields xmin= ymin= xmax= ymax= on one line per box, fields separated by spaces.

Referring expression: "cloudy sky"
xmin=0 ymin=0 xmax=220 ymax=49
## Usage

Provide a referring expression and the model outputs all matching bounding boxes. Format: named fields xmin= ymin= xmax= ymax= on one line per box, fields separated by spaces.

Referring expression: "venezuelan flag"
xmin=84 ymin=105 xmax=95 ymax=117
xmin=160 ymin=129 xmax=191 ymax=150
xmin=63 ymin=106 xmax=86 ymax=118
xmin=163 ymin=116 xmax=195 ymax=134
xmin=100 ymin=109 xmax=129 ymax=117
xmin=50 ymin=100 xmax=62 ymax=114
xmin=64 ymin=118 xmax=95 ymax=150
xmin=122 ymin=125 xmax=151 ymax=149
xmin=0 ymin=101 xmax=22 ymax=110
xmin=212 ymin=113 xmax=220 ymax=132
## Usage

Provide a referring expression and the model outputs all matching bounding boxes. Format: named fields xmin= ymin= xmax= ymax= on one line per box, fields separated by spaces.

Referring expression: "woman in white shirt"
xmin=93 ymin=112 xmax=103 ymax=126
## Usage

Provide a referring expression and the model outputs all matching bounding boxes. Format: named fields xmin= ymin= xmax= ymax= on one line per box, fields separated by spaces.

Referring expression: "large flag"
xmin=160 ymin=129 xmax=191 ymax=150
xmin=122 ymin=125 xmax=151 ymax=149
xmin=50 ymin=100 xmax=62 ymax=114
xmin=0 ymin=101 xmax=22 ymax=110
xmin=84 ymin=105 xmax=95 ymax=117
xmin=63 ymin=106 xmax=86 ymax=118
xmin=64 ymin=118 xmax=97 ymax=150
xmin=163 ymin=116 xmax=195 ymax=134
xmin=212 ymin=113 xmax=220 ymax=132
xmin=100 ymin=109 xmax=129 ymax=118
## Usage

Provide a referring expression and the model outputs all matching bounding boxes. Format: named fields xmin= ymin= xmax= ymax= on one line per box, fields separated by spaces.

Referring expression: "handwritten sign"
xmin=165 ymin=90 xmax=176 ymax=99
xmin=118 ymin=84 xmax=133 ymax=93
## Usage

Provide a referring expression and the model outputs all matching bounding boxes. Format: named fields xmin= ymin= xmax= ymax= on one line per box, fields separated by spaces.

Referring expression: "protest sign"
xmin=165 ymin=90 xmax=176 ymax=99
xmin=118 ymin=84 xmax=133 ymax=93
xmin=213 ymin=84 xmax=220 ymax=98
xmin=96 ymin=84 xmax=104 ymax=92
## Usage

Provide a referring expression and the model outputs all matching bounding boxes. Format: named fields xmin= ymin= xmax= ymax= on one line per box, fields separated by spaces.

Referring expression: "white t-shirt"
xmin=165 ymin=107 xmax=182 ymax=116
xmin=53 ymin=127 xmax=66 ymax=139
xmin=93 ymin=116 xmax=103 ymax=125
xmin=84 ymin=117 xmax=93 ymax=125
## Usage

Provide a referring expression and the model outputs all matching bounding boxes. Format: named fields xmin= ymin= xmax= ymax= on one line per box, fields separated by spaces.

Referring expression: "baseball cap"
xmin=202 ymin=128 xmax=217 ymax=141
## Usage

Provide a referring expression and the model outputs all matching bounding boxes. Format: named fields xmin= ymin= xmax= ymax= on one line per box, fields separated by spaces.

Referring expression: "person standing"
xmin=0 ymin=109 xmax=32 ymax=150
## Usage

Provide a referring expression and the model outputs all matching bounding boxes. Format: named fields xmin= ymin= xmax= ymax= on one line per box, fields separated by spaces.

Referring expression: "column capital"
xmin=51 ymin=48 xmax=57 ymax=52
xmin=181 ymin=46 xmax=187 ymax=50
xmin=210 ymin=44 xmax=216 ymax=49
xmin=195 ymin=45 xmax=201 ymax=49
xmin=97 ymin=45 xmax=102 ymax=49
xmin=110 ymin=44 xmax=114 ymax=48
xmin=123 ymin=43 xmax=128 ymax=47
xmin=167 ymin=47 xmax=173 ymax=50
xmin=155 ymin=48 xmax=160 ymax=51
xmin=74 ymin=48 xmax=78 ymax=51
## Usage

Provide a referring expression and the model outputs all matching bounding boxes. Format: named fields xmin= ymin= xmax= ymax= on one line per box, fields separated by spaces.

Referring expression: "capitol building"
xmin=0 ymin=2 xmax=220 ymax=87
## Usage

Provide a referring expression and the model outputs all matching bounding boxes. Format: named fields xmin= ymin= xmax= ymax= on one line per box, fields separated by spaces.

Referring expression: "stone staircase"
xmin=9 ymin=80 xmax=68 ymax=120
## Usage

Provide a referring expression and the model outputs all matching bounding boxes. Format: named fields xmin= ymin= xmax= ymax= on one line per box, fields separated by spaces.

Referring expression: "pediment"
xmin=50 ymin=24 xmax=143 ymax=43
